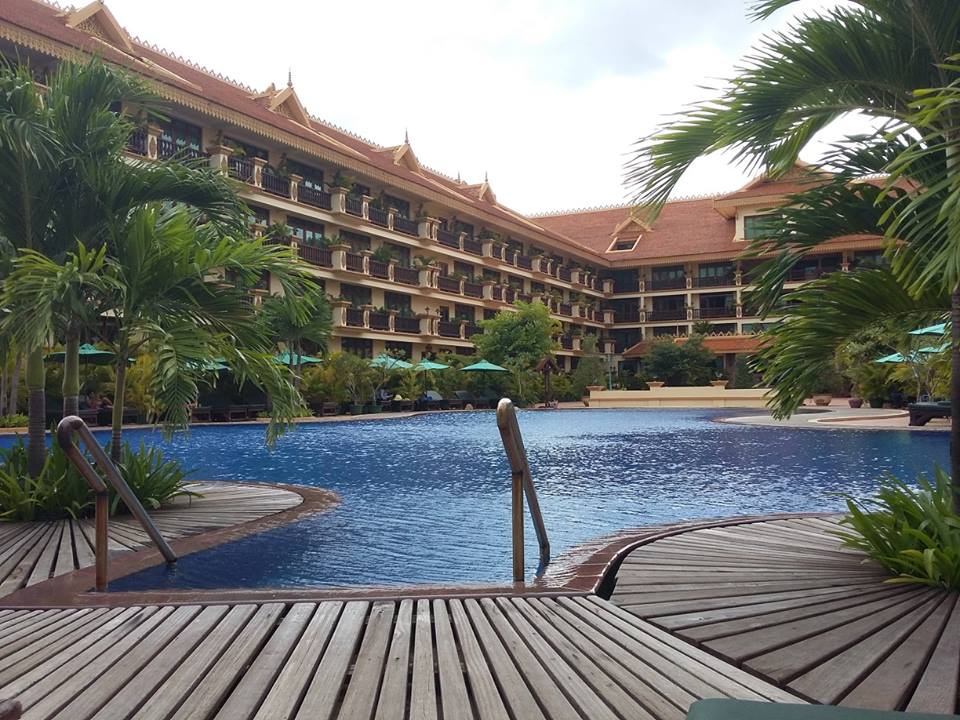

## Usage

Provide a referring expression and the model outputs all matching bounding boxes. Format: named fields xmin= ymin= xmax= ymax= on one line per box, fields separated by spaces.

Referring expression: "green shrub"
xmin=0 ymin=438 xmax=197 ymax=521
xmin=835 ymin=468 xmax=960 ymax=589
xmin=0 ymin=414 xmax=28 ymax=428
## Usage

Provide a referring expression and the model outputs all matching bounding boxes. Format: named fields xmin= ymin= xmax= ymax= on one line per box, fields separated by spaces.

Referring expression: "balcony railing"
xmin=369 ymin=259 xmax=390 ymax=279
xmin=649 ymin=277 xmax=686 ymax=291
xmin=345 ymin=308 xmax=365 ymax=327
xmin=261 ymin=172 xmax=290 ymax=198
xmin=127 ymin=128 xmax=147 ymax=155
xmin=692 ymin=274 xmax=735 ymax=288
xmin=395 ymin=316 xmax=420 ymax=334
xmin=463 ymin=281 xmax=483 ymax=298
xmin=297 ymin=245 xmax=333 ymax=267
xmin=491 ymin=245 xmax=505 ymax=261
xmin=345 ymin=252 xmax=364 ymax=273
xmin=345 ymin=195 xmax=364 ymax=216
xmin=369 ymin=311 xmax=391 ymax=331
xmin=694 ymin=306 xmax=737 ymax=319
xmin=647 ymin=308 xmax=687 ymax=321
xmin=559 ymin=303 xmax=572 ymax=316
xmin=560 ymin=335 xmax=573 ymax=350
xmin=504 ymin=287 xmax=516 ymax=303
xmin=369 ymin=206 xmax=389 ymax=227
xmin=558 ymin=267 xmax=572 ymax=282
xmin=518 ymin=293 xmax=532 ymax=303
xmin=299 ymin=186 xmax=332 ymax=210
xmin=464 ymin=323 xmax=482 ymax=338
xmin=438 ymin=320 xmax=461 ymax=338
xmin=491 ymin=286 xmax=504 ymax=302
xmin=787 ymin=266 xmax=837 ymax=282
xmin=228 ymin=156 xmax=253 ymax=182
xmin=437 ymin=228 xmax=460 ymax=249
xmin=516 ymin=255 xmax=533 ymax=270
xmin=437 ymin=276 xmax=461 ymax=294
xmin=395 ymin=266 xmax=419 ymax=285
xmin=614 ymin=308 xmax=641 ymax=323
xmin=612 ymin=278 xmax=640 ymax=293
xmin=394 ymin=216 xmax=418 ymax=235
xmin=462 ymin=237 xmax=483 ymax=255
xmin=157 ymin=137 xmax=176 ymax=159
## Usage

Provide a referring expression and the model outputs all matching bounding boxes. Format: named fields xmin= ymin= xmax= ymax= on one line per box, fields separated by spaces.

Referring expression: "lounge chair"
xmin=190 ymin=405 xmax=212 ymax=422
xmin=908 ymin=400 xmax=951 ymax=426
xmin=317 ymin=401 xmax=338 ymax=417
xmin=246 ymin=403 xmax=267 ymax=419
xmin=98 ymin=407 xmax=137 ymax=426
xmin=78 ymin=408 xmax=99 ymax=426
xmin=213 ymin=405 xmax=249 ymax=422
xmin=390 ymin=398 xmax=413 ymax=412
xmin=687 ymin=699 xmax=949 ymax=720
xmin=454 ymin=390 xmax=487 ymax=409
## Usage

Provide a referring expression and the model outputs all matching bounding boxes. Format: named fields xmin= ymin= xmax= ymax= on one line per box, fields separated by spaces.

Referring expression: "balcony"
xmin=438 ymin=320 xmax=461 ymax=338
xmin=369 ymin=259 xmax=390 ymax=279
xmin=437 ymin=228 xmax=460 ymax=249
xmin=228 ymin=156 xmax=253 ymax=183
xmin=516 ymin=255 xmax=533 ymax=271
xmin=297 ymin=245 xmax=332 ymax=267
xmin=694 ymin=306 xmax=737 ymax=319
xmin=463 ymin=281 xmax=483 ymax=299
xmin=611 ymin=278 xmax=640 ymax=294
xmin=395 ymin=266 xmax=419 ymax=286
xmin=464 ymin=323 xmax=482 ymax=338
xmin=559 ymin=303 xmax=572 ymax=316
xmin=614 ymin=308 xmax=641 ymax=323
xmin=369 ymin=311 xmax=391 ymax=331
xmin=558 ymin=267 xmax=572 ymax=282
xmin=395 ymin=316 xmax=420 ymax=334
xmin=261 ymin=172 xmax=290 ymax=198
xmin=560 ymin=335 xmax=573 ymax=350
xmin=504 ymin=287 xmax=517 ymax=303
xmin=345 ymin=252 xmax=364 ymax=273
xmin=127 ymin=128 xmax=147 ymax=156
xmin=369 ymin=206 xmax=389 ymax=227
xmin=462 ymin=237 xmax=483 ymax=256
xmin=345 ymin=308 xmax=365 ymax=327
xmin=394 ymin=216 xmax=418 ymax=235
xmin=787 ymin=266 xmax=837 ymax=282
xmin=491 ymin=286 xmax=504 ymax=302
xmin=518 ymin=293 xmax=532 ymax=304
xmin=692 ymin=275 xmax=734 ymax=289
xmin=647 ymin=308 xmax=687 ymax=322
xmin=345 ymin=195 xmax=364 ymax=216
xmin=649 ymin=277 xmax=686 ymax=291
xmin=437 ymin=276 xmax=461 ymax=294
xmin=490 ymin=245 xmax=505 ymax=261
xmin=299 ymin=186 xmax=332 ymax=210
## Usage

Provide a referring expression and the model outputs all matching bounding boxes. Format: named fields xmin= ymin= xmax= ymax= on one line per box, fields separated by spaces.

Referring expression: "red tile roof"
xmin=623 ymin=334 xmax=766 ymax=358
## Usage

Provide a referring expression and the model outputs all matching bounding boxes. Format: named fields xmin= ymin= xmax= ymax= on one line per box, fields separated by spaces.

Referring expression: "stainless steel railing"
xmin=496 ymin=398 xmax=550 ymax=582
xmin=56 ymin=416 xmax=177 ymax=591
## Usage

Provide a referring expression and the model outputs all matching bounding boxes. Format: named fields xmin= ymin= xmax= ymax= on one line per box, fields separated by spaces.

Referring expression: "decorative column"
xmin=387 ymin=209 xmax=396 ymax=231
xmin=419 ymin=264 xmax=436 ymax=288
xmin=361 ymin=304 xmax=374 ymax=328
xmin=531 ymin=254 xmax=545 ymax=274
xmin=330 ymin=243 xmax=351 ymax=271
xmin=361 ymin=195 xmax=372 ymax=220
xmin=145 ymin=123 xmax=163 ymax=160
xmin=251 ymin=157 xmax=267 ymax=188
xmin=206 ymin=144 xmax=232 ymax=174
xmin=571 ymin=269 xmax=582 ymax=285
xmin=387 ymin=309 xmax=398 ymax=331
xmin=388 ymin=258 xmax=399 ymax=281
xmin=418 ymin=311 xmax=435 ymax=336
xmin=418 ymin=217 xmax=439 ymax=240
xmin=360 ymin=249 xmax=373 ymax=275
xmin=602 ymin=278 xmax=615 ymax=294
xmin=603 ymin=340 xmax=616 ymax=355
xmin=331 ymin=299 xmax=351 ymax=327
xmin=482 ymin=280 xmax=497 ymax=300
xmin=330 ymin=187 xmax=348 ymax=214
xmin=289 ymin=173 xmax=302 ymax=203
xmin=572 ymin=336 xmax=582 ymax=352
xmin=603 ymin=309 xmax=615 ymax=324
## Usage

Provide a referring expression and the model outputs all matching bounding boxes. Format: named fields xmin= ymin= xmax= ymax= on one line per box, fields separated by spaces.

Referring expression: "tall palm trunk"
xmin=62 ymin=331 xmax=80 ymax=417
xmin=952 ymin=287 xmax=960 ymax=512
xmin=9 ymin=353 xmax=22 ymax=417
xmin=25 ymin=346 xmax=46 ymax=477
xmin=110 ymin=357 xmax=127 ymax=463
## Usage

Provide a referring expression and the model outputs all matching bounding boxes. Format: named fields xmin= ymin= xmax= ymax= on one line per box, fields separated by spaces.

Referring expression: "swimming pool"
xmin=45 ymin=409 xmax=949 ymax=590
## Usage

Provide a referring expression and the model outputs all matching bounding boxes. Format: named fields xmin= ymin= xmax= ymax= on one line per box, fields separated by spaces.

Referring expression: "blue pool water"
xmin=30 ymin=409 xmax=949 ymax=590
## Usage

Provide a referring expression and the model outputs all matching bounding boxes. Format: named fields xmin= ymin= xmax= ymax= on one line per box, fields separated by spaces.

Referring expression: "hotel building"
xmin=0 ymin=0 xmax=887 ymax=371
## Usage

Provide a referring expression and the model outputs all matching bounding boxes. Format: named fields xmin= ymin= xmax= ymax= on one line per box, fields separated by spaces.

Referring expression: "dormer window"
xmin=743 ymin=214 xmax=777 ymax=240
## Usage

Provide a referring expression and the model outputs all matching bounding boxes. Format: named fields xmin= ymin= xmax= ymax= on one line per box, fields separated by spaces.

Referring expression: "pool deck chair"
xmin=908 ymin=400 xmax=951 ymax=426
xmin=687 ymin=700 xmax=958 ymax=720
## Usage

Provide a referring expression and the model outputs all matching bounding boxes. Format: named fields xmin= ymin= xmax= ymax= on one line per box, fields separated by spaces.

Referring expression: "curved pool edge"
xmin=0 ymin=480 xmax=340 ymax=608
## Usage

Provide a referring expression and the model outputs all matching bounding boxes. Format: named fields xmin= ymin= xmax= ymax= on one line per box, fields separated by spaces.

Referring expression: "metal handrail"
xmin=56 ymin=416 xmax=177 ymax=591
xmin=496 ymin=398 xmax=550 ymax=582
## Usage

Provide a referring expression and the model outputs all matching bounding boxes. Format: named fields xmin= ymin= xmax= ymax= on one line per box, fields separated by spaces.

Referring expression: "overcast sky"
xmin=107 ymin=0 xmax=849 ymax=214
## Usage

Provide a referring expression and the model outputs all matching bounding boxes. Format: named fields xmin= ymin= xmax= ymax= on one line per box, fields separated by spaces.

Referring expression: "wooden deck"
xmin=610 ymin=516 xmax=959 ymax=714
xmin=0 ymin=594 xmax=800 ymax=720
xmin=0 ymin=482 xmax=301 ymax=600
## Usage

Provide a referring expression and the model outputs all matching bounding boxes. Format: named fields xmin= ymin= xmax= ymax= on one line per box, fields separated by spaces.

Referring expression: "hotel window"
xmin=287 ymin=216 xmax=325 ymax=246
xmin=339 ymin=284 xmax=371 ymax=307
xmin=351 ymin=182 xmax=371 ymax=198
xmin=384 ymin=194 xmax=411 ymax=219
xmin=453 ymin=220 xmax=475 ymax=238
xmin=455 ymin=304 xmax=476 ymax=322
xmin=454 ymin=261 xmax=474 ymax=278
xmin=286 ymin=160 xmax=324 ymax=192
xmin=225 ymin=137 xmax=268 ymax=161
xmin=743 ymin=214 xmax=777 ymax=240
xmin=698 ymin=262 xmax=734 ymax=284
xmin=248 ymin=204 xmax=270 ymax=227
xmin=340 ymin=230 xmax=370 ymax=252
xmin=610 ymin=237 xmax=638 ymax=252
xmin=853 ymin=250 xmax=886 ymax=269
xmin=384 ymin=292 xmax=412 ymax=312
xmin=160 ymin=118 xmax=202 ymax=154
xmin=341 ymin=338 xmax=373 ymax=358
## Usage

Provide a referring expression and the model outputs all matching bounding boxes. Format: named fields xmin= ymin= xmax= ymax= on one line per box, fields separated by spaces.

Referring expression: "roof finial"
xmin=287 ymin=68 xmax=293 ymax=88
xmin=484 ymin=170 xmax=489 ymax=183
xmin=456 ymin=170 xmax=461 ymax=183
xmin=404 ymin=128 xmax=409 ymax=144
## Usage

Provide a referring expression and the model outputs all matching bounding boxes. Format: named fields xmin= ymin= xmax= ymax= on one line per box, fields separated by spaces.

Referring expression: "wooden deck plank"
xmin=433 ymin=599 xmax=475 ymax=720
xmin=449 ymin=599 xmax=511 ymax=720
xmin=906 ymin=595 xmax=960 ymax=715
xmin=374 ymin=599 xmax=413 ymax=720
xmin=410 ymin=599 xmax=439 ymax=720
xmin=338 ymin=602 xmax=395 ymax=720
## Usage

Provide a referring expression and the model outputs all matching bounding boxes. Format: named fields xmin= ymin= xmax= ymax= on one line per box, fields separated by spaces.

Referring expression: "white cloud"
xmin=107 ymin=0 xmax=863 ymax=213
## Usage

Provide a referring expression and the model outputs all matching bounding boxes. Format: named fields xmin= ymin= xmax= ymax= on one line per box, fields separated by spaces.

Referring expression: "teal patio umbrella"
xmin=188 ymin=358 xmax=230 ymax=372
xmin=275 ymin=350 xmax=323 ymax=366
xmin=909 ymin=322 xmax=947 ymax=336
xmin=370 ymin=354 xmax=413 ymax=370
xmin=460 ymin=359 xmax=508 ymax=373
xmin=45 ymin=343 xmax=120 ymax=365
xmin=875 ymin=344 xmax=948 ymax=364
xmin=416 ymin=359 xmax=449 ymax=394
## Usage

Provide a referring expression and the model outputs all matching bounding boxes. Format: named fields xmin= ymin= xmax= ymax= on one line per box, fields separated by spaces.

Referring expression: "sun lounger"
xmin=78 ymin=408 xmax=99 ymax=426
xmin=687 ymin=699 xmax=950 ymax=720
xmin=390 ymin=398 xmax=413 ymax=412
xmin=190 ymin=405 xmax=212 ymax=422
xmin=246 ymin=404 xmax=267 ymax=418
xmin=908 ymin=400 xmax=951 ymax=426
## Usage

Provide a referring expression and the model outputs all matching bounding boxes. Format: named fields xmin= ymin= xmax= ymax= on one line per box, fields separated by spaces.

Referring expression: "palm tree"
xmin=260 ymin=288 xmax=332 ymax=389
xmin=627 ymin=1 xmax=960 ymax=488
xmin=0 ymin=58 xmax=248 ymax=474
xmin=5 ymin=204 xmax=319 ymax=461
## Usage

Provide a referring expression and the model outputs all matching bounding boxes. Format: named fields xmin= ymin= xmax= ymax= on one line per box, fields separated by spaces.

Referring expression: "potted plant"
xmin=330 ymin=170 xmax=354 ymax=191
xmin=647 ymin=375 xmax=665 ymax=389
xmin=710 ymin=371 xmax=729 ymax=389
xmin=371 ymin=245 xmax=394 ymax=263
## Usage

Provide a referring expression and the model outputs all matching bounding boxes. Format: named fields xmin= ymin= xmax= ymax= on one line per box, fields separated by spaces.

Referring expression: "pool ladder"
xmin=496 ymin=398 xmax=550 ymax=582
xmin=56 ymin=416 xmax=177 ymax=592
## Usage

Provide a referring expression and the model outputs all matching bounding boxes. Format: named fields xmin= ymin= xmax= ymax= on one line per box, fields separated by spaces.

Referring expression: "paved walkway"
xmin=0 ymin=482 xmax=304 ymax=600
xmin=610 ymin=517 xmax=958 ymax=714
xmin=723 ymin=405 xmax=950 ymax=431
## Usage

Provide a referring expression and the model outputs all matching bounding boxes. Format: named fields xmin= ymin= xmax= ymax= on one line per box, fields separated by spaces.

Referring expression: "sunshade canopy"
xmin=416 ymin=360 xmax=450 ymax=371
xmin=370 ymin=354 xmax=413 ymax=370
xmin=909 ymin=323 xmax=947 ymax=336
xmin=45 ymin=343 xmax=125 ymax=365
xmin=275 ymin=351 xmax=323 ymax=365
xmin=875 ymin=345 xmax=947 ymax=363
xmin=460 ymin=359 xmax=508 ymax=372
